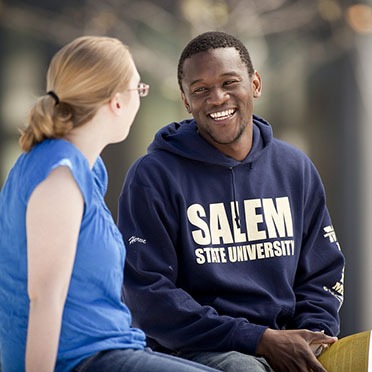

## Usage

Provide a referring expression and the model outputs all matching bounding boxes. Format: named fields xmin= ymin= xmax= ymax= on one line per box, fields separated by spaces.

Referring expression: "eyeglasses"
xmin=128 ymin=82 xmax=150 ymax=98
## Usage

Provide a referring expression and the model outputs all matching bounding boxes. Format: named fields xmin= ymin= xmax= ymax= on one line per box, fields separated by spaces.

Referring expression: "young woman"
xmin=0 ymin=36 xmax=218 ymax=372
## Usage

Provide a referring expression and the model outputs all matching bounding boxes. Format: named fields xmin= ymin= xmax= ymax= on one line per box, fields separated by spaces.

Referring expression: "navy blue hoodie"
xmin=118 ymin=115 xmax=344 ymax=356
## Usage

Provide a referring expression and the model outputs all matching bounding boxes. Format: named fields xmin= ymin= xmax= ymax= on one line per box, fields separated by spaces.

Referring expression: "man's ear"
xmin=252 ymin=71 xmax=262 ymax=98
xmin=181 ymin=92 xmax=191 ymax=113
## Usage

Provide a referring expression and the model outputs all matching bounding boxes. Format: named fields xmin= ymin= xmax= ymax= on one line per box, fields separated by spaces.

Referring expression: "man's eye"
xmin=224 ymin=80 xmax=239 ymax=86
xmin=193 ymin=87 xmax=207 ymax=94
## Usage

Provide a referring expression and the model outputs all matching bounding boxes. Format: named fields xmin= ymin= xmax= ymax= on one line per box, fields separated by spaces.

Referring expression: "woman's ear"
xmin=109 ymin=92 xmax=123 ymax=115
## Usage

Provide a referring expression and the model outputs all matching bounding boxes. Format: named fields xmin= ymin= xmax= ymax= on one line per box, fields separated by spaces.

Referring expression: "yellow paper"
xmin=318 ymin=330 xmax=371 ymax=372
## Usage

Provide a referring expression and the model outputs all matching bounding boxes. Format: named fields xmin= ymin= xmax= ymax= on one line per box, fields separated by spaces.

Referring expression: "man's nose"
xmin=207 ymin=88 xmax=230 ymax=105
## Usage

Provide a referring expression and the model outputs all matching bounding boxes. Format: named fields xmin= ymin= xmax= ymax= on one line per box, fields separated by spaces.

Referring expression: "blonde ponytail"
xmin=19 ymin=94 xmax=74 ymax=152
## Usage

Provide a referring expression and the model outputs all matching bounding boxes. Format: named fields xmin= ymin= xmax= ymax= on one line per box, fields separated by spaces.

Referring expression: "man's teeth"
xmin=210 ymin=109 xmax=235 ymax=120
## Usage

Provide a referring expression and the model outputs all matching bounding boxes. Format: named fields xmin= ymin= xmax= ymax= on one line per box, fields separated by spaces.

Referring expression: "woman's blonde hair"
xmin=19 ymin=36 xmax=134 ymax=152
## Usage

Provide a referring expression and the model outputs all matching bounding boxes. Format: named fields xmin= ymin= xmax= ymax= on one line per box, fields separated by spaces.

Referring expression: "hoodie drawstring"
xmin=230 ymin=167 xmax=241 ymax=229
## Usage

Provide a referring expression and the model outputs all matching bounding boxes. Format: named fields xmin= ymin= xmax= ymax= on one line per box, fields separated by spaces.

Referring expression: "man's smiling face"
xmin=180 ymin=47 xmax=261 ymax=159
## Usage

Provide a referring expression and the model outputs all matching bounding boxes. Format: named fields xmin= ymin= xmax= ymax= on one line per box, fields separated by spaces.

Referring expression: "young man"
xmin=118 ymin=31 xmax=345 ymax=372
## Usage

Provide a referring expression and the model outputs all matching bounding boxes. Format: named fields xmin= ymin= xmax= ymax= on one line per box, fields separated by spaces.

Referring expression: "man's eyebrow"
xmin=189 ymin=72 xmax=241 ymax=87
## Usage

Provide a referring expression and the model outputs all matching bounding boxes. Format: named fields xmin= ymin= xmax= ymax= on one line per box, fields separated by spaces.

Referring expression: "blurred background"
xmin=1 ymin=0 xmax=371 ymax=338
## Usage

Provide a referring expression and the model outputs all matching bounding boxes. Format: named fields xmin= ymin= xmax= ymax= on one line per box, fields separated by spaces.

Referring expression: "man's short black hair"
xmin=177 ymin=31 xmax=254 ymax=91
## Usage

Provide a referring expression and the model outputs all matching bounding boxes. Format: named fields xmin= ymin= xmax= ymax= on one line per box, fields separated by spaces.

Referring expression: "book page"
xmin=318 ymin=330 xmax=371 ymax=372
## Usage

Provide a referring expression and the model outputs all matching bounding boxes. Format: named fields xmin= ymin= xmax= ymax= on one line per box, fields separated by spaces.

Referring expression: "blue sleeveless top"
xmin=0 ymin=139 xmax=145 ymax=372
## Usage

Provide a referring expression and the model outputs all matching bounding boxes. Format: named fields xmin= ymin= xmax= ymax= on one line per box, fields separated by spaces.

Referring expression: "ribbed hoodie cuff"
xmin=231 ymin=322 xmax=269 ymax=356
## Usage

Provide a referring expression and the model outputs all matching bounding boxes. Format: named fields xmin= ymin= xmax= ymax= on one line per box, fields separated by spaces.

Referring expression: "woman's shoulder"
xmin=22 ymin=139 xmax=94 ymax=203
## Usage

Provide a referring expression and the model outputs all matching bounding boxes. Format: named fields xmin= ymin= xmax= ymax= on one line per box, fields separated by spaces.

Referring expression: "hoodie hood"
xmin=148 ymin=114 xmax=273 ymax=168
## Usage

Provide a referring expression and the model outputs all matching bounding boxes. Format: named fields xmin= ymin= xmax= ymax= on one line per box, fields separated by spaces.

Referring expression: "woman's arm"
xmin=26 ymin=166 xmax=84 ymax=372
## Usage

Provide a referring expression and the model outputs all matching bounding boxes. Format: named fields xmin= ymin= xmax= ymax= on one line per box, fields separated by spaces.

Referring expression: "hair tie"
xmin=47 ymin=90 xmax=60 ymax=105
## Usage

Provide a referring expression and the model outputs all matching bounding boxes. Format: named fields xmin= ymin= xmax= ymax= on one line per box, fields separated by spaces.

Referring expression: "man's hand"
xmin=256 ymin=328 xmax=337 ymax=372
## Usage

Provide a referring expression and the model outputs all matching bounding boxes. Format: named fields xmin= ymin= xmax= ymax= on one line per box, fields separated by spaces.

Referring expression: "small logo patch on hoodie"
xmin=128 ymin=236 xmax=147 ymax=245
